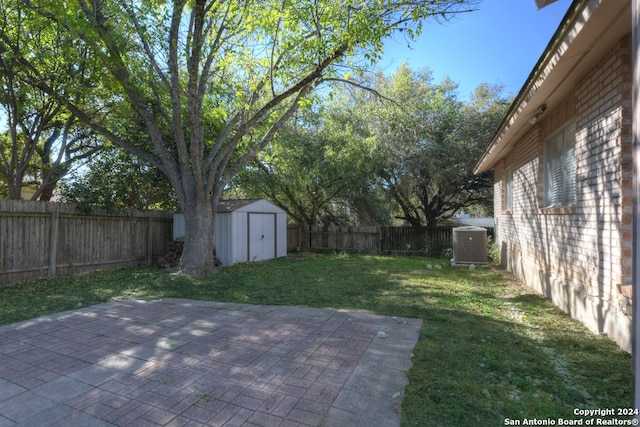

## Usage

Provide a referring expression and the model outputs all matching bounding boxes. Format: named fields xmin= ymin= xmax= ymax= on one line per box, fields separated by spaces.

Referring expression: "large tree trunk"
xmin=6 ymin=176 xmax=22 ymax=200
xmin=37 ymin=181 xmax=56 ymax=201
xmin=178 ymin=200 xmax=216 ymax=276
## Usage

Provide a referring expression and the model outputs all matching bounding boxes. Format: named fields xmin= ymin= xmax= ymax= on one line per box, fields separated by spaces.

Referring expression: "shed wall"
xmin=173 ymin=199 xmax=287 ymax=266
xmin=213 ymin=212 xmax=233 ymax=266
xmin=230 ymin=211 xmax=249 ymax=265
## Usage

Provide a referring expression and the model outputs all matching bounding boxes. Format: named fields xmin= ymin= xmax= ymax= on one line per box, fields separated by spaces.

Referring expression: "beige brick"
xmin=496 ymin=34 xmax=632 ymax=350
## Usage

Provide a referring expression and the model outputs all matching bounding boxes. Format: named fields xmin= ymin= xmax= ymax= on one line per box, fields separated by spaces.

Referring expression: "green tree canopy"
xmin=355 ymin=65 xmax=509 ymax=228
xmin=59 ymin=146 xmax=177 ymax=212
xmin=230 ymin=91 xmax=380 ymax=227
xmin=2 ymin=0 xmax=478 ymax=275
xmin=0 ymin=1 xmax=101 ymax=200
xmin=232 ymin=66 xmax=507 ymax=229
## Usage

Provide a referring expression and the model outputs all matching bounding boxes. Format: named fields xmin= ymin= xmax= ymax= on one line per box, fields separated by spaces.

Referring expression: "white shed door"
xmin=248 ymin=213 xmax=276 ymax=262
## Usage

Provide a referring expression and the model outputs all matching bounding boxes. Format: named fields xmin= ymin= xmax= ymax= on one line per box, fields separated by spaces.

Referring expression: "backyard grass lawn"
xmin=0 ymin=253 xmax=632 ymax=426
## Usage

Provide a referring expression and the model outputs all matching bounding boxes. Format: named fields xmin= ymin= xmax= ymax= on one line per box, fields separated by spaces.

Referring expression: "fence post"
xmin=332 ymin=225 xmax=337 ymax=251
xmin=298 ymin=225 xmax=306 ymax=250
xmin=147 ymin=216 xmax=153 ymax=265
xmin=48 ymin=209 xmax=59 ymax=277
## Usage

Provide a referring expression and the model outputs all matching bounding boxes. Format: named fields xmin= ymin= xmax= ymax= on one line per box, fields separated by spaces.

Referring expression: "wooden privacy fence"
xmin=0 ymin=200 xmax=173 ymax=286
xmin=287 ymin=224 xmax=494 ymax=257
xmin=309 ymin=225 xmax=380 ymax=254
xmin=380 ymin=226 xmax=461 ymax=256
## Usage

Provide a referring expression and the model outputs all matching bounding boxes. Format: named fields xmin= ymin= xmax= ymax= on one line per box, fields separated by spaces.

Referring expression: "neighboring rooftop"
xmin=449 ymin=217 xmax=495 ymax=228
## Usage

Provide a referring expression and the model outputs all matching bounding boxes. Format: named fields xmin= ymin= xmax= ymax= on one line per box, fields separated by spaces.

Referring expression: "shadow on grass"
xmin=401 ymin=306 xmax=631 ymax=427
xmin=0 ymin=254 xmax=632 ymax=427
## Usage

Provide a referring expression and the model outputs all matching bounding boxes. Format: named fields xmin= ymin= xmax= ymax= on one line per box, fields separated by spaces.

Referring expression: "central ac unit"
xmin=452 ymin=226 xmax=488 ymax=265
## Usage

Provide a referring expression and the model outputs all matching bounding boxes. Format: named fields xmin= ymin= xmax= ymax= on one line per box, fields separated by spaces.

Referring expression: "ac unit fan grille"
xmin=452 ymin=227 xmax=487 ymax=264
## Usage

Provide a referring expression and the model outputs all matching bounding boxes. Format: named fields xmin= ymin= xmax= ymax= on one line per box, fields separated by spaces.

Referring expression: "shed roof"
xmin=216 ymin=199 xmax=262 ymax=213
xmin=474 ymin=0 xmax=631 ymax=174
xmin=216 ymin=198 xmax=286 ymax=214
xmin=175 ymin=199 xmax=281 ymax=214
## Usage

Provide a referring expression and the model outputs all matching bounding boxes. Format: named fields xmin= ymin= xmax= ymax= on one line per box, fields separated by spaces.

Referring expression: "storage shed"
xmin=173 ymin=199 xmax=287 ymax=266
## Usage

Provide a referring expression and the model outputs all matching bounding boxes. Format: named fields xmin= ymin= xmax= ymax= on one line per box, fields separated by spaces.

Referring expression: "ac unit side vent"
xmin=452 ymin=226 xmax=488 ymax=265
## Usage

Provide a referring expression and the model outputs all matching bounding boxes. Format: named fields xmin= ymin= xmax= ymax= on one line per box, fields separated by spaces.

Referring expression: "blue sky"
xmin=379 ymin=0 xmax=572 ymax=99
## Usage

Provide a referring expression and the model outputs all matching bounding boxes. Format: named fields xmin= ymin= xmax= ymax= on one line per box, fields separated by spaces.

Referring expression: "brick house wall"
xmin=495 ymin=34 xmax=633 ymax=351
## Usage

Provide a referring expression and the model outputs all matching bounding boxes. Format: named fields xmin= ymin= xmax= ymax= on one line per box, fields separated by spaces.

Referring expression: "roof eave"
xmin=474 ymin=0 xmax=629 ymax=175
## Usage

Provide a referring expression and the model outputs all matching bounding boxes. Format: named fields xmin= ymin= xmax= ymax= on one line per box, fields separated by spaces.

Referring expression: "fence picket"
xmin=287 ymin=224 xmax=494 ymax=257
xmin=3 ymin=200 xmax=493 ymax=286
xmin=0 ymin=201 xmax=173 ymax=286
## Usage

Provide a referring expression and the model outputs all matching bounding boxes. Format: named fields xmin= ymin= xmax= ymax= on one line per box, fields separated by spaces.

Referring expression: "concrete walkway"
xmin=0 ymin=299 xmax=421 ymax=427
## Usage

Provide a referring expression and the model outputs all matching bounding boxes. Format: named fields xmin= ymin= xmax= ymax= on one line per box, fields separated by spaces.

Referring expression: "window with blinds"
xmin=504 ymin=166 xmax=513 ymax=211
xmin=544 ymin=121 xmax=576 ymax=208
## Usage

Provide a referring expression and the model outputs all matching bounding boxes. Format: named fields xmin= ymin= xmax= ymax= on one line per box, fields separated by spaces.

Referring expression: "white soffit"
xmin=475 ymin=0 xmax=631 ymax=174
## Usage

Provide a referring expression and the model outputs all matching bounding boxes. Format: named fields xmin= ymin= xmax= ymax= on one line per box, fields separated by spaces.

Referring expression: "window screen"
xmin=504 ymin=167 xmax=513 ymax=211
xmin=544 ymin=122 xmax=576 ymax=208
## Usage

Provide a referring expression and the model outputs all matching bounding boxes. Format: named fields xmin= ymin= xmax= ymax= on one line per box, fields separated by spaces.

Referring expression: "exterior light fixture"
xmin=528 ymin=104 xmax=547 ymax=124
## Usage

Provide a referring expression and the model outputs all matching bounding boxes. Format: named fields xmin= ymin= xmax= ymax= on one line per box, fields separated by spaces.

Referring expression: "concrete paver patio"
xmin=0 ymin=298 xmax=421 ymax=427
